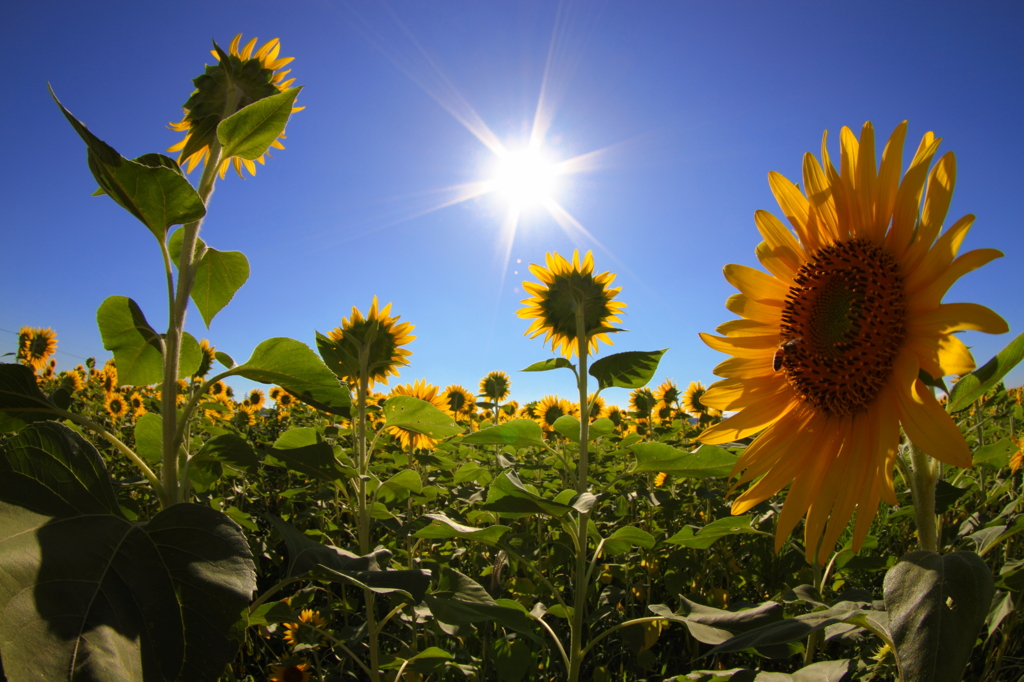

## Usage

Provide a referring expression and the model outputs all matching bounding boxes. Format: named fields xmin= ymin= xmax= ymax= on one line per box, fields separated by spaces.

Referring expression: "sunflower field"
xmin=3 ymin=33 xmax=1024 ymax=682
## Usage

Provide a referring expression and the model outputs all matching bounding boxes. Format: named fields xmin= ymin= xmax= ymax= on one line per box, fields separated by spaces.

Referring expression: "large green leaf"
xmin=168 ymin=228 xmax=250 ymax=328
xmin=0 ymin=422 xmax=255 ymax=682
xmin=630 ymin=442 xmax=737 ymax=478
xmin=270 ymin=427 xmax=345 ymax=483
xmin=96 ymin=296 xmax=201 ymax=385
xmin=479 ymin=470 xmax=576 ymax=518
xmin=602 ymin=525 xmax=656 ymax=554
xmin=0 ymin=363 xmax=61 ymax=432
xmin=520 ymin=358 xmax=575 ymax=373
xmin=664 ymin=515 xmax=770 ymax=549
xmin=589 ymin=349 xmax=667 ymax=390
xmin=51 ymin=86 xmax=206 ymax=242
xmin=948 ymin=331 xmax=1024 ymax=412
xmin=263 ymin=514 xmax=431 ymax=602
xmin=217 ymin=87 xmax=303 ymax=160
xmin=226 ymin=337 xmax=351 ymax=415
xmin=423 ymin=568 xmax=541 ymax=643
xmin=414 ymin=513 xmax=512 ymax=545
xmin=134 ymin=412 xmax=163 ymax=463
xmin=461 ymin=419 xmax=546 ymax=448
xmin=384 ymin=396 xmax=463 ymax=440
xmin=884 ymin=550 xmax=995 ymax=682
xmin=194 ymin=433 xmax=259 ymax=475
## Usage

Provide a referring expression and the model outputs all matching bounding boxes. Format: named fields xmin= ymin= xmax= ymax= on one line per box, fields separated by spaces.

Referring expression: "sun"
xmin=492 ymin=147 xmax=557 ymax=209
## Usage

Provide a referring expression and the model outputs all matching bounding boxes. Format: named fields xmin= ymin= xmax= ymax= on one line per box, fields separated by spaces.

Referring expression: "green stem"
xmin=353 ymin=362 xmax=381 ymax=682
xmin=568 ymin=311 xmax=592 ymax=682
xmin=53 ymin=407 xmax=162 ymax=494
xmin=909 ymin=443 xmax=939 ymax=552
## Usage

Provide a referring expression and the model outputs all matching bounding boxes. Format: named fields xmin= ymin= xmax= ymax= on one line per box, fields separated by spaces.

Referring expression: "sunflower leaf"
xmin=217 ymin=87 xmax=303 ymax=161
xmin=50 ymin=86 xmax=206 ymax=242
xmin=383 ymin=396 xmax=463 ymax=440
xmin=589 ymin=349 xmax=668 ymax=390
xmin=0 ymin=364 xmax=61 ymax=432
xmin=521 ymin=358 xmax=576 ymax=373
xmin=948 ymin=331 xmax=1024 ymax=412
xmin=461 ymin=419 xmax=546 ymax=448
xmin=629 ymin=443 xmax=736 ymax=478
xmin=884 ymin=550 xmax=994 ymax=682
xmin=423 ymin=568 xmax=542 ymax=643
xmin=413 ymin=513 xmax=512 ymax=545
xmin=96 ymin=296 xmax=200 ymax=385
xmin=190 ymin=247 xmax=250 ymax=328
xmin=270 ymin=427 xmax=345 ymax=483
xmin=0 ymin=422 xmax=255 ymax=682
xmin=225 ymin=338 xmax=351 ymax=415
xmin=664 ymin=515 xmax=770 ymax=549
xmin=479 ymin=470 xmax=575 ymax=518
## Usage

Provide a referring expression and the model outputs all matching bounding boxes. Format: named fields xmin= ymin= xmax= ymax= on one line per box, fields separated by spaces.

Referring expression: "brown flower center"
xmin=779 ymin=238 xmax=906 ymax=417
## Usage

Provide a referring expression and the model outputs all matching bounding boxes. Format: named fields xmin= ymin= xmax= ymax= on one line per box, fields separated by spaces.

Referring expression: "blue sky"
xmin=4 ymin=1 xmax=1023 ymax=406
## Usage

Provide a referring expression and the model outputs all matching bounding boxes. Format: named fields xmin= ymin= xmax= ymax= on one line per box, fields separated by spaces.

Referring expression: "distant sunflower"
xmin=269 ymin=386 xmax=284 ymax=402
xmin=168 ymin=34 xmax=303 ymax=178
xmin=269 ymin=661 xmax=311 ymax=682
xmin=196 ymin=339 xmax=216 ymax=378
xmin=246 ymin=388 xmax=266 ymax=411
xmin=282 ymin=609 xmax=327 ymax=648
xmin=17 ymin=327 xmax=57 ymax=372
xmin=655 ymin=379 xmax=681 ymax=407
xmin=208 ymin=380 xmax=227 ymax=397
xmin=699 ymin=121 xmax=1007 ymax=563
xmin=443 ymin=385 xmax=476 ymax=420
xmin=629 ymin=387 xmax=656 ymax=418
xmin=654 ymin=472 xmax=669 ymax=487
xmin=387 ymin=380 xmax=449 ymax=450
xmin=682 ymin=381 xmax=709 ymax=416
xmin=518 ymin=250 xmax=626 ymax=358
xmin=588 ymin=393 xmax=608 ymax=421
xmin=323 ymin=296 xmax=415 ymax=388
xmin=479 ymin=371 xmax=512 ymax=403
xmin=105 ymin=393 xmax=128 ymax=419
xmin=65 ymin=370 xmax=86 ymax=392
xmin=536 ymin=395 xmax=574 ymax=433
xmin=606 ymin=405 xmax=624 ymax=428
xmin=128 ymin=392 xmax=147 ymax=418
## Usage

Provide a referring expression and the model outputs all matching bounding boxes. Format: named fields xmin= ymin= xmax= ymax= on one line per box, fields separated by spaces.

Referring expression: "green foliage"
xmin=948 ymin=330 xmax=1024 ymax=411
xmin=96 ymin=296 xmax=201 ymax=385
xmin=589 ymin=349 xmax=667 ymax=389
xmin=217 ymin=87 xmax=303 ymax=161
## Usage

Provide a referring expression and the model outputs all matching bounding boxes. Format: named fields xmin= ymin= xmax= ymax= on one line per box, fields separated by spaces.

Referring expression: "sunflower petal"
xmin=698 ymin=395 xmax=798 ymax=444
xmin=892 ymin=350 xmax=971 ymax=468
xmin=723 ymin=264 xmax=790 ymax=303
xmin=911 ymin=248 xmax=1004 ymax=311
xmin=725 ymin=294 xmax=782 ymax=325
xmin=908 ymin=302 xmax=1008 ymax=336
xmin=904 ymin=214 xmax=974 ymax=294
xmin=875 ymin=121 xmax=907 ymax=239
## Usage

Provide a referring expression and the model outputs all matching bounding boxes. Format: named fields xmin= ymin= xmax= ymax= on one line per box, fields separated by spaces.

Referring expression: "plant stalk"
xmin=568 ymin=310 xmax=592 ymax=681
xmin=908 ymin=443 xmax=939 ymax=552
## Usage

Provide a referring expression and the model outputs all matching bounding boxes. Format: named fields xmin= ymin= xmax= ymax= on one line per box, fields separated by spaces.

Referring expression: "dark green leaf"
xmin=51 ymin=86 xmax=206 ymax=241
xmin=0 ymin=363 xmax=61 ymax=431
xmin=194 ymin=434 xmax=259 ymax=475
xmin=217 ymin=87 xmax=302 ymax=160
xmin=664 ymin=515 xmax=770 ymax=549
xmin=630 ymin=442 xmax=737 ymax=478
xmin=227 ymin=337 xmax=351 ymax=415
xmin=247 ymin=601 xmax=296 ymax=626
xmin=934 ymin=480 xmax=969 ymax=514
xmin=884 ymin=550 xmax=995 ymax=682
xmin=479 ymin=470 xmax=575 ymax=518
xmin=0 ymin=422 xmax=254 ymax=682
xmin=134 ymin=412 xmax=163 ymax=463
xmin=96 ymin=296 xmax=163 ymax=385
xmin=271 ymin=427 xmax=344 ymax=483
xmin=603 ymin=525 xmax=656 ymax=554
xmin=973 ymin=438 xmax=1016 ymax=470
xmin=423 ymin=568 xmax=541 ymax=642
xmin=948 ymin=331 xmax=1024 ymax=412
xmin=263 ymin=514 xmax=430 ymax=602
xmin=413 ymin=513 xmax=511 ymax=545
xmin=589 ymin=349 xmax=667 ymax=390
xmin=649 ymin=597 xmax=784 ymax=648
xmin=520 ymin=358 xmax=575 ymax=373
xmin=461 ymin=419 xmax=546 ymax=448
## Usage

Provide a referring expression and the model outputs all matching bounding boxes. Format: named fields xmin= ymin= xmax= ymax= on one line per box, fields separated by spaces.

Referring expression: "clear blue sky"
xmin=4 ymin=1 xmax=1023 ymax=406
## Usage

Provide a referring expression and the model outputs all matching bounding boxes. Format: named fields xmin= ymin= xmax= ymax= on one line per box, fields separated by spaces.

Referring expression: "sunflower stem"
xmin=568 ymin=309 xmax=592 ymax=682
xmin=909 ymin=443 xmax=940 ymax=552
xmin=354 ymin=358 xmax=381 ymax=682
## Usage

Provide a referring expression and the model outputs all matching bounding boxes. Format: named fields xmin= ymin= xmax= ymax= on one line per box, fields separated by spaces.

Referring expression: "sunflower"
xmin=698 ymin=121 xmax=1007 ymax=564
xmin=535 ymin=395 xmax=574 ymax=433
xmin=518 ymin=250 xmax=626 ymax=358
xmin=128 ymin=392 xmax=147 ymax=418
xmin=196 ymin=339 xmax=216 ymax=378
xmin=323 ymin=296 xmax=415 ymax=388
xmin=479 ymin=371 xmax=512 ymax=403
xmin=681 ymin=381 xmax=710 ymax=416
xmin=387 ymin=380 xmax=449 ymax=450
xmin=606 ymin=405 xmax=624 ymax=428
xmin=65 ymin=370 xmax=86 ymax=392
xmin=282 ymin=609 xmax=328 ymax=648
xmin=17 ymin=327 xmax=58 ymax=373
xmin=269 ymin=386 xmax=284 ymax=402
xmin=168 ymin=34 xmax=302 ymax=179
xmin=208 ymin=380 xmax=227 ymax=397
xmin=655 ymin=379 xmax=681 ymax=407
xmin=105 ymin=393 xmax=128 ymax=419
xmin=443 ymin=384 xmax=477 ymax=420
xmin=587 ymin=393 xmax=608 ymax=421
xmin=269 ymin=661 xmax=311 ymax=682
xmin=629 ymin=387 xmax=656 ymax=418
xmin=654 ymin=472 xmax=669 ymax=487
xmin=1010 ymin=438 xmax=1023 ymax=475
xmin=246 ymin=388 xmax=266 ymax=411
xmin=237 ymin=401 xmax=258 ymax=427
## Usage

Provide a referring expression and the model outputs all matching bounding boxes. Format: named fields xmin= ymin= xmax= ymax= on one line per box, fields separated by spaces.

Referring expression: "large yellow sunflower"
xmin=325 ymin=296 xmax=415 ymax=388
xmin=518 ymin=250 xmax=626 ymax=358
xmin=387 ymin=379 xmax=448 ymax=450
xmin=699 ymin=121 xmax=1007 ymax=564
xmin=17 ymin=327 xmax=58 ymax=373
xmin=168 ymin=34 xmax=302 ymax=179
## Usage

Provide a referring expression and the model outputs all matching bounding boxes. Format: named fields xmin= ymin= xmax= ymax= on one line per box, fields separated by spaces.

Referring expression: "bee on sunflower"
xmin=699 ymin=121 xmax=1007 ymax=563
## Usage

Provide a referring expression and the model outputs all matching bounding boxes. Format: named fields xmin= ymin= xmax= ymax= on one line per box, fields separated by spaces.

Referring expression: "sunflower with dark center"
xmin=168 ymin=34 xmax=303 ymax=178
xmin=17 ymin=327 xmax=57 ymax=373
xmin=387 ymin=380 xmax=449 ymax=450
xmin=518 ymin=250 xmax=626 ymax=358
xmin=246 ymin=388 xmax=265 ymax=411
xmin=629 ymin=387 xmax=656 ymax=418
xmin=535 ymin=395 xmax=575 ymax=433
xmin=699 ymin=121 xmax=1007 ymax=564
xmin=655 ymin=379 xmax=681 ymax=407
xmin=129 ymin=392 xmax=146 ymax=417
xmin=443 ymin=385 xmax=476 ymax=420
xmin=105 ymin=393 xmax=128 ymax=419
xmin=324 ymin=296 xmax=415 ymax=388
xmin=196 ymin=339 xmax=216 ymax=378
xmin=682 ymin=381 xmax=710 ymax=416
xmin=479 ymin=371 xmax=512 ymax=403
